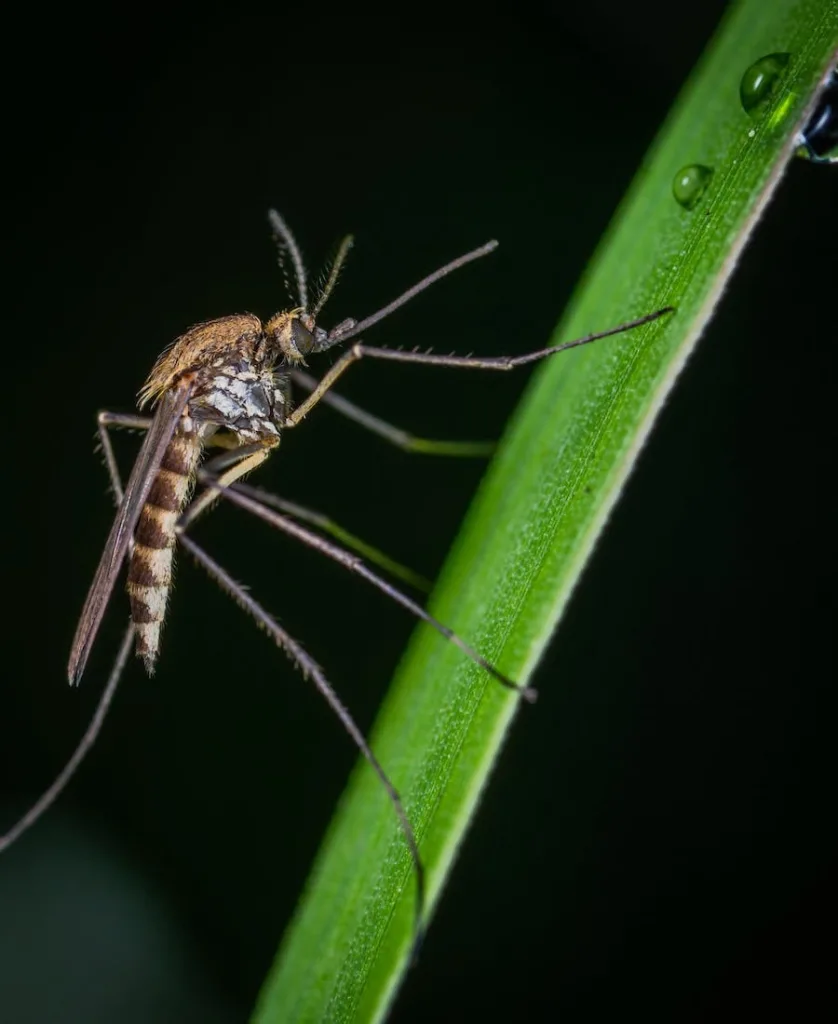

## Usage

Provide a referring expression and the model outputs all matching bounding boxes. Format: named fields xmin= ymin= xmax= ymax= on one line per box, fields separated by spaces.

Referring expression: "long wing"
xmin=68 ymin=378 xmax=194 ymax=685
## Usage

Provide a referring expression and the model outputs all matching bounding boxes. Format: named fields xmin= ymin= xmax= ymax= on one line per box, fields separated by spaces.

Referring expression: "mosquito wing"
xmin=68 ymin=378 xmax=194 ymax=685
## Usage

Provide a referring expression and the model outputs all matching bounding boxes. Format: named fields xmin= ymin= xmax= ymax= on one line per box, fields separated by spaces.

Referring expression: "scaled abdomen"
xmin=126 ymin=427 xmax=201 ymax=672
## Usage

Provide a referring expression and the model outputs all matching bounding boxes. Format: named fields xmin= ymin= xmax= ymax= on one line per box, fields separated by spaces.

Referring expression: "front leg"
xmin=284 ymin=309 xmax=673 ymax=429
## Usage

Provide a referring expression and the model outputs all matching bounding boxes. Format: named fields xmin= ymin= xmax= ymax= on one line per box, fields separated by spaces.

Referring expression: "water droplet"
xmin=740 ymin=53 xmax=791 ymax=113
xmin=672 ymin=164 xmax=714 ymax=210
xmin=748 ymin=128 xmax=756 ymax=138
xmin=797 ymin=69 xmax=838 ymax=163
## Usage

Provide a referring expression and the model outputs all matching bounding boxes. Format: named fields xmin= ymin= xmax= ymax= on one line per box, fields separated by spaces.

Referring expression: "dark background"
xmin=1 ymin=5 xmax=835 ymax=1022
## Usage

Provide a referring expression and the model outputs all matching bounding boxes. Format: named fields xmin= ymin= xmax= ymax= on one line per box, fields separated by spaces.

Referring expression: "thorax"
xmin=141 ymin=313 xmax=291 ymax=443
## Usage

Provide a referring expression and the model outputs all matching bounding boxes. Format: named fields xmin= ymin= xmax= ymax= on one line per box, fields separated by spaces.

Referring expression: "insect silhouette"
xmin=1 ymin=210 xmax=671 ymax=946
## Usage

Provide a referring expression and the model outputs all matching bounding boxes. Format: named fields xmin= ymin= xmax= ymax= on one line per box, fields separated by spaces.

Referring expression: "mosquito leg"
xmin=199 ymin=474 xmax=538 ymax=703
xmin=0 ymin=622 xmax=134 ymax=852
xmin=195 ymin=444 xmax=433 ymax=591
xmin=176 ymin=530 xmax=426 ymax=947
xmin=221 ymin=485 xmax=433 ymax=593
xmin=2 ymin=404 xmax=176 ymax=849
xmin=97 ymin=411 xmax=153 ymax=504
xmin=0 ymin=411 xmax=145 ymax=846
xmin=98 ymin=412 xmax=153 ymax=430
xmin=2 ymin=410 xmax=152 ymax=848
xmin=289 ymin=369 xmax=494 ymax=457
xmin=285 ymin=308 xmax=673 ymax=428
xmin=99 ymin=410 xmax=228 ymax=499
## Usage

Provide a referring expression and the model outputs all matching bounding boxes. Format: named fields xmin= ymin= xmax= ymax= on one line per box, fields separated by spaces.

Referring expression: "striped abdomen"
xmin=127 ymin=427 xmax=201 ymax=673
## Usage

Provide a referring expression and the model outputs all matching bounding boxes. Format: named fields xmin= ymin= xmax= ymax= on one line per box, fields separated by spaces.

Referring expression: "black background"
xmin=1 ymin=5 xmax=835 ymax=1022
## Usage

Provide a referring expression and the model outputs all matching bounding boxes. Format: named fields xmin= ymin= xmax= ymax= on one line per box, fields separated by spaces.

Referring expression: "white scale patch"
xmin=243 ymin=394 xmax=266 ymax=418
xmin=208 ymin=390 xmax=241 ymax=420
xmin=148 ymin=508 xmax=179 ymax=538
xmin=227 ymin=378 xmax=250 ymax=400
xmin=135 ymin=544 xmax=175 ymax=585
xmin=136 ymin=620 xmax=162 ymax=653
xmin=130 ymin=581 xmax=171 ymax=619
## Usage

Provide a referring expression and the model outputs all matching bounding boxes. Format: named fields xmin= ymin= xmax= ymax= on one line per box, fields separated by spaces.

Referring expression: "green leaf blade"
xmin=254 ymin=3 xmax=838 ymax=1021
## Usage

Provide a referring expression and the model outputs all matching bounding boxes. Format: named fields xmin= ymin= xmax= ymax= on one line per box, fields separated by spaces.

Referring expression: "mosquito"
xmin=1 ymin=210 xmax=672 ymax=948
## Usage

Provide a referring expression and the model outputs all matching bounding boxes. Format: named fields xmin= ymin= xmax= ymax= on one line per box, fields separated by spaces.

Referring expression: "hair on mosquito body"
xmin=1 ymin=208 xmax=673 ymax=955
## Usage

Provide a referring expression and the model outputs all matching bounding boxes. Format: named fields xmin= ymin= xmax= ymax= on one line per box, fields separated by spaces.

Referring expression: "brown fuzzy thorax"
xmin=139 ymin=314 xmax=267 ymax=407
xmin=126 ymin=426 xmax=202 ymax=672
xmin=139 ymin=312 xmax=296 ymax=443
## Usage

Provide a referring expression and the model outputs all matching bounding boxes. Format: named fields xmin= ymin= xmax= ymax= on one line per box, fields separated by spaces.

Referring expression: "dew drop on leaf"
xmin=672 ymin=164 xmax=714 ymax=210
xmin=740 ymin=53 xmax=791 ymax=113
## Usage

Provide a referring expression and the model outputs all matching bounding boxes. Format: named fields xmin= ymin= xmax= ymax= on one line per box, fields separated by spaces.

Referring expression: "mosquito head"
xmin=265 ymin=309 xmax=327 ymax=365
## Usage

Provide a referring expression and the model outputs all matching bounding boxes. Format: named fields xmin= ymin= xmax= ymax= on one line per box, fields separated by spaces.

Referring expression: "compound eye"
xmin=291 ymin=319 xmax=315 ymax=355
